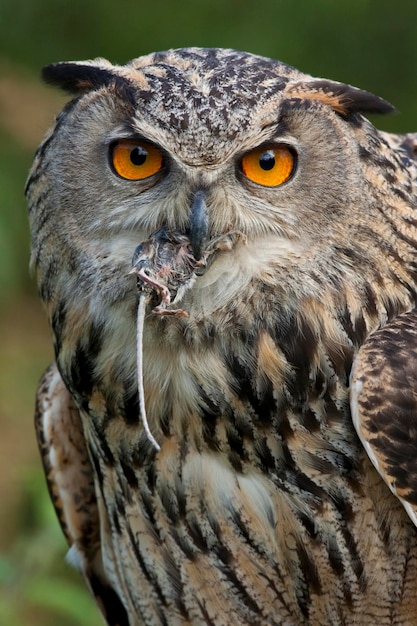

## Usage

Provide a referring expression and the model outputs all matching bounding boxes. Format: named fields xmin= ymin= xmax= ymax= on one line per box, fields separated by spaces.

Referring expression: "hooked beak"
xmin=189 ymin=190 xmax=209 ymax=260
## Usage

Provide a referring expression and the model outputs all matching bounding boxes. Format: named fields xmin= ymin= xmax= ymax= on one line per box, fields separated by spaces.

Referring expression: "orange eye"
xmin=241 ymin=145 xmax=295 ymax=187
xmin=111 ymin=140 xmax=163 ymax=180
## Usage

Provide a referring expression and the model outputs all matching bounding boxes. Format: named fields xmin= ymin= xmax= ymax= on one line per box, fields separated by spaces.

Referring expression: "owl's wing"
xmin=35 ymin=362 xmax=129 ymax=626
xmin=350 ymin=309 xmax=417 ymax=527
xmin=397 ymin=133 xmax=417 ymax=160
xmin=381 ymin=131 xmax=417 ymax=168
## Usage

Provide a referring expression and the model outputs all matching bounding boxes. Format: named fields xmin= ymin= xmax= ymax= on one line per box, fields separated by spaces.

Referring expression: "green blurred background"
xmin=1 ymin=0 xmax=416 ymax=623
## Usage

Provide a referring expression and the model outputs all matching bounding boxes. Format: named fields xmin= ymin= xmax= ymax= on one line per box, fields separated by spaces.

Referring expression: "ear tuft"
xmin=285 ymin=79 xmax=395 ymax=117
xmin=42 ymin=61 xmax=118 ymax=94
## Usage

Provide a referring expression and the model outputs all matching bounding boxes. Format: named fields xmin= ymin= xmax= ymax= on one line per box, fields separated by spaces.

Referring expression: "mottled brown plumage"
xmin=27 ymin=48 xmax=417 ymax=625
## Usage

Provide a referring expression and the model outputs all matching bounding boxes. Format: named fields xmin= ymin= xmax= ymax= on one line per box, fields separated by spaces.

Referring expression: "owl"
xmin=27 ymin=48 xmax=417 ymax=625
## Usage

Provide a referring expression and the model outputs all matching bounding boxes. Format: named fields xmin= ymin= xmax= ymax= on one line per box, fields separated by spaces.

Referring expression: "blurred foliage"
xmin=0 ymin=131 xmax=33 ymax=298
xmin=0 ymin=0 xmax=416 ymax=624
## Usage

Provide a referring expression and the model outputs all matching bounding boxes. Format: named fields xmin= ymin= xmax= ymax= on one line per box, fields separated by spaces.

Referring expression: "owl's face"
xmin=27 ymin=48 xmax=416 ymax=376
xmin=40 ymin=76 xmax=358 ymax=243
xmin=29 ymin=49 xmax=397 ymax=281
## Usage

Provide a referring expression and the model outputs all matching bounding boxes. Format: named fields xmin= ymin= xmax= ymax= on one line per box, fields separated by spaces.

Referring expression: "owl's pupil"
xmin=130 ymin=147 xmax=147 ymax=166
xmin=259 ymin=151 xmax=275 ymax=171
